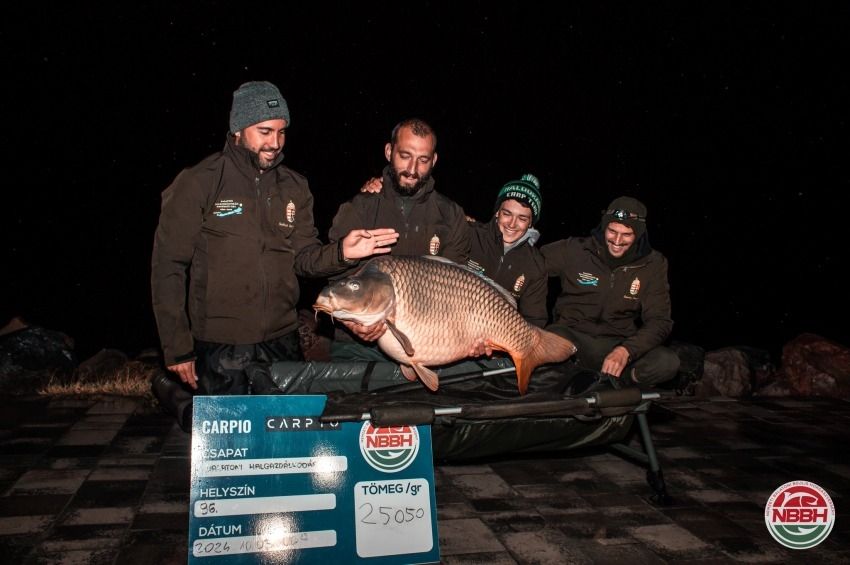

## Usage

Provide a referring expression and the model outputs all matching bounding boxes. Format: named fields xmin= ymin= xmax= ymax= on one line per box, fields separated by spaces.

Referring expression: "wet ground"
xmin=1 ymin=393 xmax=848 ymax=564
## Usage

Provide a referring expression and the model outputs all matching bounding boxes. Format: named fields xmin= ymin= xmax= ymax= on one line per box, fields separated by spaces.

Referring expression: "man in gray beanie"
xmin=229 ymin=80 xmax=291 ymax=135
xmin=541 ymin=196 xmax=680 ymax=389
xmin=151 ymin=81 xmax=398 ymax=404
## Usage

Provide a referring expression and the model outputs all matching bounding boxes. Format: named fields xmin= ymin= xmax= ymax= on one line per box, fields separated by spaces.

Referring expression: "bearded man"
xmin=326 ymin=118 xmax=470 ymax=358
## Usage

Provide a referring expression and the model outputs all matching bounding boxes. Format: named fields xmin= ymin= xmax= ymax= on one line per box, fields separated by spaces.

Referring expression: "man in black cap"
xmin=541 ymin=196 xmax=680 ymax=387
xmin=151 ymin=80 xmax=398 ymax=396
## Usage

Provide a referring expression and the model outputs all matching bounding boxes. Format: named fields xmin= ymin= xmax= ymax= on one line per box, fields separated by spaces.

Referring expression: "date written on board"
xmin=192 ymin=530 xmax=337 ymax=558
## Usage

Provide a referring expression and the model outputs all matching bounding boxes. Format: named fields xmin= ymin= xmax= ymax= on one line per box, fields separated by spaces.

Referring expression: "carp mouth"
xmin=312 ymin=294 xmax=334 ymax=315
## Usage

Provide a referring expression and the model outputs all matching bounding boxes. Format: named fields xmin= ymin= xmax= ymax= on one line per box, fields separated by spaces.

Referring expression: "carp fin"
xmin=420 ymin=255 xmax=517 ymax=309
xmin=386 ymin=320 xmax=415 ymax=356
xmin=411 ymin=363 xmax=440 ymax=391
xmin=514 ymin=358 xmax=531 ymax=396
xmin=400 ymin=364 xmax=418 ymax=382
xmin=509 ymin=329 xmax=578 ymax=395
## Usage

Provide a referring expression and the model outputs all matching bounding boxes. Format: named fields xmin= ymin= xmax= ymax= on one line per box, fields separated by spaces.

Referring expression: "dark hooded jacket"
xmin=151 ymin=136 xmax=348 ymax=366
xmin=467 ymin=217 xmax=548 ymax=327
xmin=328 ymin=166 xmax=470 ymax=270
xmin=540 ymin=229 xmax=673 ymax=360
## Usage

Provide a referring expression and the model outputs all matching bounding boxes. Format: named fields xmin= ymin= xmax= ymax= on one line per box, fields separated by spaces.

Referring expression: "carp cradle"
xmin=152 ymin=358 xmax=673 ymax=504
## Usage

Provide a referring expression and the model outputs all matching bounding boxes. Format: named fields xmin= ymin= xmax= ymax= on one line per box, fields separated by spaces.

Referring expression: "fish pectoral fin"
xmin=400 ymin=364 xmax=418 ymax=382
xmin=411 ymin=363 xmax=440 ymax=391
xmin=386 ymin=320 xmax=415 ymax=356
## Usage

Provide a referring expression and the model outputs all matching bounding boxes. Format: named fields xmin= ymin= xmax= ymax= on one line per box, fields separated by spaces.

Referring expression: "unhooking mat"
xmin=245 ymin=358 xmax=634 ymax=462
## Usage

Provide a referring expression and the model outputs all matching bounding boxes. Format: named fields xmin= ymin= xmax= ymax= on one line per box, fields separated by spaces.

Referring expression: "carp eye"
xmin=347 ymin=280 xmax=360 ymax=291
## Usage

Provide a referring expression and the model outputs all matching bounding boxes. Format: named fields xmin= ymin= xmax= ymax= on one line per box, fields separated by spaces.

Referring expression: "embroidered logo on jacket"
xmin=625 ymin=277 xmax=641 ymax=300
xmin=513 ymin=274 xmax=526 ymax=294
xmin=577 ymin=272 xmax=598 ymax=286
xmin=278 ymin=200 xmax=296 ymax=228
xmin=429 ymin=235 xmax=441 ymax=255
xmin=466 ymin=259 xmax=485 ymax=275
xmin=213 ymin=200 xmax=244 ymax=217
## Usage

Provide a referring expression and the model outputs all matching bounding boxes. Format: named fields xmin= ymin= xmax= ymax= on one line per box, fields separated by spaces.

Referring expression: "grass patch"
xmin=3 ymin=361 xmax=160 ymax=403
xmin=39 ymin=361 xmax=157 ymax=398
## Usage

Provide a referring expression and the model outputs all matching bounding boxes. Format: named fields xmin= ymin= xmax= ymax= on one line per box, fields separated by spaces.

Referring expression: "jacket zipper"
xmin=255 ymin=175 xmax=269 ymax=338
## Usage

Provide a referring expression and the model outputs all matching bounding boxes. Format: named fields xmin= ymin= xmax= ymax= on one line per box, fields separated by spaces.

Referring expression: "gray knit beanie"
xmin=495 ymin=174 xmax=542 ymax=224
xmin=601 ymin=196 xmax=647 ymax=238
xmin=229 ymin=81 xmax=290 ymax=134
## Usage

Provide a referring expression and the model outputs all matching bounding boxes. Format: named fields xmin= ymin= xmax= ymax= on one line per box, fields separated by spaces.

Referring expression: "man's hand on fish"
xmin=340 ymin=319 xmax=388 ymax=341
xmin=168 ymin=360 xmax=198 ymax=390
xmin=360 ymin=177 xmax=383 ymax=193
xmin=467 ymin=338 xmax=494 ymax=358
xmin=341 ymin=228 xmax=399 ymax=260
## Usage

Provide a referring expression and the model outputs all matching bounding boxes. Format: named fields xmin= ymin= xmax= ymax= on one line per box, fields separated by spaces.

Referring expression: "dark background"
xmin=4 ymin=4 xmax=848 ymax=363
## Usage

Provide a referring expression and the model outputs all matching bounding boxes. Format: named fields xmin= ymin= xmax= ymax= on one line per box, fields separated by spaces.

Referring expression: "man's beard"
xmin=258 ymin=157 xmax=274 ymax=170
xmin=235 ymin=135 xmax=278 ymax=170
xmin=390 ymin=169 xmax=431 ymax=196
xmin=256 ymin=149 xmax=280 ymax=170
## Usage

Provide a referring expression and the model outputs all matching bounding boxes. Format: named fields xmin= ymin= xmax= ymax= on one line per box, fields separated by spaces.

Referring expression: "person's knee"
xmin=664 ymin=348 xmax=681 ymax=377
xmin=633 ymin=347 xmax=680 ymax=386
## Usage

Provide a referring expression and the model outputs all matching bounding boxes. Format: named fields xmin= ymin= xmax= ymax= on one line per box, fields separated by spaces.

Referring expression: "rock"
xmin=771 ymin=333 xmax=850 ymax=398
xmin=0 ymin=320 xmax=77 ymax=385
xmin=699 ymin=348 xmax=753 ymax=397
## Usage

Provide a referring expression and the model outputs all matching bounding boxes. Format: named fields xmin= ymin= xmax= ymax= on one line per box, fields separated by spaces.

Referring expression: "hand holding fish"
xmin=341 ymin=228 xmax=399 ymax=260
xmin=468 ymin=338 xmax=494 ymax=358
xmin=340 ymin=319 xmax=388 ymax=341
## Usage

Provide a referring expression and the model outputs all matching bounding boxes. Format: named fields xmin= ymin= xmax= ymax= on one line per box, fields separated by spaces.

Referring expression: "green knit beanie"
xmin=495 ymin=173 xmax=542 ymax=224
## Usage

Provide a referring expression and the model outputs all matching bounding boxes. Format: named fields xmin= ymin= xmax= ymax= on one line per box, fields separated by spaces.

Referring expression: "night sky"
xmin=4 ymin=4 xmax=848 ymax=362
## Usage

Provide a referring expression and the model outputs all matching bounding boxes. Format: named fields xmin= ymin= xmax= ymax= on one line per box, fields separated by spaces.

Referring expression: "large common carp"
xmin=313 ymin=255 xmax=576 ymax=394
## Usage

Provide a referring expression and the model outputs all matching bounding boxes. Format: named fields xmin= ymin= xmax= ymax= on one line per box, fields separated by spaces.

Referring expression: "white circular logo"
xmin=359 ymin=422 xmax=419 ymax=473
xmin=765 ymin=480 xmax=835 ymax=549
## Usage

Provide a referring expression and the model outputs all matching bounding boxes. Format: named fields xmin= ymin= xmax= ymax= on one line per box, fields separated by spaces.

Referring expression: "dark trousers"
xmin=194 ymin=331 xmax=303 ymax=395
xmin=547 ymin=324 xmax=680 ymax=387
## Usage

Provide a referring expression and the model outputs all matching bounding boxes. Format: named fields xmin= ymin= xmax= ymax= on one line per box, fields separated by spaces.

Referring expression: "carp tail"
xmin=512 ymin=329 xmax=577 ymax=395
